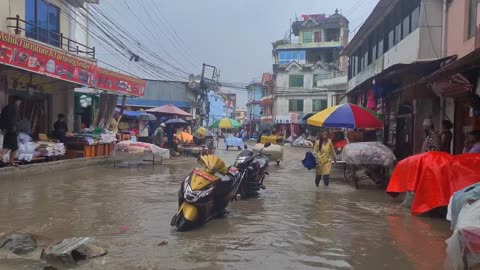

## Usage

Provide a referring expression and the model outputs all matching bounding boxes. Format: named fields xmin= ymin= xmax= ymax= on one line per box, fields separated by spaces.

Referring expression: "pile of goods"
xmin=292 ymin=135 xmax=314 ymax=147
xmin=36 ymin=142 xmax=66 ymax=157
xmin=71 ymin=128 xmax=117 ymax=144
xmin=341 ymin=142 xmax=396 ymax=166
xmin=114 ymin=141 xmax=170 ymax=159
xmin=12 ymin=133 xmax=66 ymax=162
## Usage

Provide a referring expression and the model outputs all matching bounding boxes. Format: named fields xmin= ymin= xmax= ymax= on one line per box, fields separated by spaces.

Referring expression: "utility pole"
xmin=199 ymin=63 xmax=218 ymax=128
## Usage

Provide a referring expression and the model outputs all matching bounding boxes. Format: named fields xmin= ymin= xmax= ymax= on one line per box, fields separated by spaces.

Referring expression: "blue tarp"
xmin=115 ymin=109 xmax=149 ymax=118
xmin=117 ymin=98 xmax=189 ymax=108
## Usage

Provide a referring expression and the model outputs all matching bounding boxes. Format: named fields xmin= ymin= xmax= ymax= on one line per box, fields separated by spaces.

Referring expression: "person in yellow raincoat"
xmin=314 ymin=130 xmax=336 ymax=187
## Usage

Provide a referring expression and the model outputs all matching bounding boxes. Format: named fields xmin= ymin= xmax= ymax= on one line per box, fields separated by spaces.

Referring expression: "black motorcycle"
xmin=233 ymin=143 xmax=271 ymax=199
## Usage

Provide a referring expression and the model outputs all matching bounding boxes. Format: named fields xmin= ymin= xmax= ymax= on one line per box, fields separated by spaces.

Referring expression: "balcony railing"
xmin=7 ymin=15 xmax=95 ymax=59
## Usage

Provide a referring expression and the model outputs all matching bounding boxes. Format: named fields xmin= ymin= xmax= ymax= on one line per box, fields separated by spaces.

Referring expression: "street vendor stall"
xmin=113 ymin=140 xmax=169 ymax=167
xmin=210 ymin=118 xmax=243 ymax=150
xmin=342 ymin=142 xmax=396 ymax=189
xmin=63 ymin=128 xmax=117 ymax=159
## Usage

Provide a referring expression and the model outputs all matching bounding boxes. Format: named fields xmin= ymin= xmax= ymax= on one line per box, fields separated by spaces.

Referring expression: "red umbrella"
xmin=145 ymin=104 xmax=191 ymax=117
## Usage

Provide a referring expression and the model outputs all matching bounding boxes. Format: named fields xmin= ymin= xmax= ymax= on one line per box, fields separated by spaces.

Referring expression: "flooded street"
xmin=0 ymin=145 xmax=451 ymax=270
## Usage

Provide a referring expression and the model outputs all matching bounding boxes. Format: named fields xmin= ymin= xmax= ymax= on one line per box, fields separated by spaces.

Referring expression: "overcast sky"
xmin=93 ymin=0 xmax=379 ymax=107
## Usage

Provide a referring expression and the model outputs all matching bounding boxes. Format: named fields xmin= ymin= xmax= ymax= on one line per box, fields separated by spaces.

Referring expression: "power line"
xmin=60 ymin=0 xmax=192 ymax=80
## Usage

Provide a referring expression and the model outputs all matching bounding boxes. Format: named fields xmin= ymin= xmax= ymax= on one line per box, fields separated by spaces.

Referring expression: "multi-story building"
xmin=272 ymin=10 xmax=349 ymax=129
xmin=260 ymin=73 xmax=275 ymax=125
xmin=414 ymin=0 xmax=480 ymax=154
xmin=245 ymin=82 xmax=263 ymax=133
xmin=0 ymin=0 xmax=144 ymax=138
xmin=235 ymin=108 xmax=247 ymax=125
xmin=342 ymin=0 xmax=448 ymax=159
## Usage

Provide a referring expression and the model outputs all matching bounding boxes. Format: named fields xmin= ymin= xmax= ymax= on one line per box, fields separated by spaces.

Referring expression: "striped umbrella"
xmin=307 ymin=103 xmax=383 ymax=129
xmin=210 ymin=118 xmax=242 ymax=129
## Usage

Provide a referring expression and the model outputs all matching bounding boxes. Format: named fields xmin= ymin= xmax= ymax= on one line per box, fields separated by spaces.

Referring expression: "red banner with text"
xmin=0 ymin=31 xmax=145 ymax=96
xmin=93 ymin=67 xmax=145 ymax=96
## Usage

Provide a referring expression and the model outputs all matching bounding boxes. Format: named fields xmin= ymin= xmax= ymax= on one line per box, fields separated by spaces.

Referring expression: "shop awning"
xmin=418 ymin=49 xmax=480 ymax=84
xmin=119 ymin=98 xmax=190 ymax=109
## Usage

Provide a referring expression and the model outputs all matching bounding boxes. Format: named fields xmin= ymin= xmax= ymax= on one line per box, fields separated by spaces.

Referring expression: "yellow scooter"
xmin=170 ymin=155 xmax=242 ymax=231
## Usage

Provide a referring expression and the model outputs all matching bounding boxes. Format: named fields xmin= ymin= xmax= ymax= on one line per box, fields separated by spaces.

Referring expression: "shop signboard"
xmin=0 ymin=31 xmax=145 ymax=97
xmin=93 ymin=67 xmax=146 ymax=97
xmin=0 ymin=31 xmax=95 ymax=86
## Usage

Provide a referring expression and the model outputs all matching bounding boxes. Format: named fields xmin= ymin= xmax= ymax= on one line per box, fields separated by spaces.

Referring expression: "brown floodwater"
xmin=0 ymin=145 xmax=451 ymax=269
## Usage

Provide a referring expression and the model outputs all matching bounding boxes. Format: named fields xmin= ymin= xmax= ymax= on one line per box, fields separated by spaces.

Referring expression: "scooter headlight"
xmin=184 ymin=184 xmax=215 ymax=203
xmin=235 ymin=156 xmax=247 ymax=165
xmin=199 ymin=185 xmax=215 ymax=197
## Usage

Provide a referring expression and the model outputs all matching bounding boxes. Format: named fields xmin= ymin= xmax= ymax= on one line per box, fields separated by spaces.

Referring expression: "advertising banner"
xmin=0 ymin=31 xmax=95 ymax=86
xmin=0 ymin=31 xmax=145 ymax=97
xmin=93 ymin=67 xmax=145 ymax=97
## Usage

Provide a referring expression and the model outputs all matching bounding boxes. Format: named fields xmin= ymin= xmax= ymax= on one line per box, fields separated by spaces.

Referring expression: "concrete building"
xmin=246 ymin=82 xmax=263 ymax=132
xmin=122 ymin=80 xmax=197 ymax=114
xmin=342 ymin=0 xmax=448 ymax=159
xmin=272 ymin=11 xmax=349 ymax=128
xmin=0 ymin=0 xmax=145 ymax=139
xmin=260 ymin=73 xmax=275 ymax=125
xmin=414 ymin=0 xmax=480 ymax=154
xmin=235 ymin=108 xmax=247 ymax=125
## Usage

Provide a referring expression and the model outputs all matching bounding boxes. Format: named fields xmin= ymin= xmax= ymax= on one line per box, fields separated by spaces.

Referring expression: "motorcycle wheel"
xmin=239 ymin=181 xmax=249 ymax=199
xmin=172 ymin=213 xmax=195 ymax=232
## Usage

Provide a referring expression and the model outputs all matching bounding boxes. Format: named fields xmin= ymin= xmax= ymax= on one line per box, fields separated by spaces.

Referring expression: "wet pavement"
xmin=0 ymin=144 xmax=451 ymax=269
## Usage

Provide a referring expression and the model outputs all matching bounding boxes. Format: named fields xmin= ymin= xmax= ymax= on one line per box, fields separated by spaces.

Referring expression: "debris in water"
xmin=0 ymin=232 xmax=37 ymax=255
xmin=41 ymin=237 xmax=107 ymax=266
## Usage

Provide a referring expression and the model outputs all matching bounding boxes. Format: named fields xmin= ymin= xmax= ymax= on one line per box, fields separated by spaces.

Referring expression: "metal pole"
xmin=200 ymin=63 xmax=206 ymax=127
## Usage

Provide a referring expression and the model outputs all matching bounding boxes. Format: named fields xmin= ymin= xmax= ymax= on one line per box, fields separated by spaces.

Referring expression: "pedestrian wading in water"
xmin=314 ymin=130 xmax=336 ymax=187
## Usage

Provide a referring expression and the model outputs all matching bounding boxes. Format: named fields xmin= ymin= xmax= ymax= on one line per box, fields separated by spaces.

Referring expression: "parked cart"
xmin=341 ymin=142 xmax=396 ymax=189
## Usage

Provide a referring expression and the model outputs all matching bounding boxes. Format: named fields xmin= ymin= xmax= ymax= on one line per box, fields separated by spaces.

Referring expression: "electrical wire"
xmin=59 ymin=0 xmax=193 ymax=80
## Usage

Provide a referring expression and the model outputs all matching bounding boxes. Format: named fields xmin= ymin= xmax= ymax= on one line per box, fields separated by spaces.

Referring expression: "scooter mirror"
xmin=264 ymin=142 xmax=272 ymax=148
xmin=244 ymin=145 xmax=248 ymax=150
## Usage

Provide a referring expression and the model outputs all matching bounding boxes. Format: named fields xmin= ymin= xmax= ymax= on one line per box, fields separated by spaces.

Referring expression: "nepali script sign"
xmin=0 ymin=31 xmax=145 ymax=96
xmin=93 ymin=67 xmax=145 ymax=96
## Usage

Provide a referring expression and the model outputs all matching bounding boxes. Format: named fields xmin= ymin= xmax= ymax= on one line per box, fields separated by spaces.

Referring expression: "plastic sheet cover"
xmin=387 ymin=152 xmax=480 ymax=215
xmin=445 ymin=199 xmax=480 ymax=269
xmin=341 ymin=142 xmax=396 ymax=166
xmin=114 ymin=141 xmax=170 ymax=159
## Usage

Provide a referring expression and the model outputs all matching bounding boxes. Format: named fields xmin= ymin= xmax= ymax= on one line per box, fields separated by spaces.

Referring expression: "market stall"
xmin=113 ymin=140 xmax=170 ymax=167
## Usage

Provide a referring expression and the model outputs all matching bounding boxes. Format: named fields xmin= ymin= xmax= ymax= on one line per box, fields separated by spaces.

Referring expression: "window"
xmin=303 ymin=31 xmax=313 ymax=43
xmin=26 ymin=0 xmax=60 ymax=47
xmin=411 ymin=4 xmax=420 ymax=31
xmin=313 ymin=73 xmax=331 ymax=86
xmin=312 ymin=99 xmax=328 ymax=112
xmin=289 ymin=75 xmax=304 ymax=87
xmin=314 ymin=31 xmax=321 ymax=42
xmin=468 ymin=0 xmax=479 ymax=38
xmin=402 ymin=15 xmax=411 ymax=39
xmin=377 ymin=38 xmax=384 ymax=57
xmin=278 ymin=50 xmax=306 ymax=64
xmin=326 ymin=28 xmax=341 ymax=41
xmin=388 ymin=28 xmax=395 ymax=50
xmin=395 ymin=22 xmax=402 ymax=45
xmin=289 ymin=99 xmax=304 ymax=112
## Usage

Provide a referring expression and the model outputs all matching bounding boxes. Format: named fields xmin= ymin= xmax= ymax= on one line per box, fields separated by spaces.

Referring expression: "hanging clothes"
xmin=366 ymin=89 xmax=376 ymax=110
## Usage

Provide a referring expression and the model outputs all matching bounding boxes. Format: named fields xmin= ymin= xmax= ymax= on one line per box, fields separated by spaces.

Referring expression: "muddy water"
xmin=0 ymin=145 xmax=450 ymax=269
